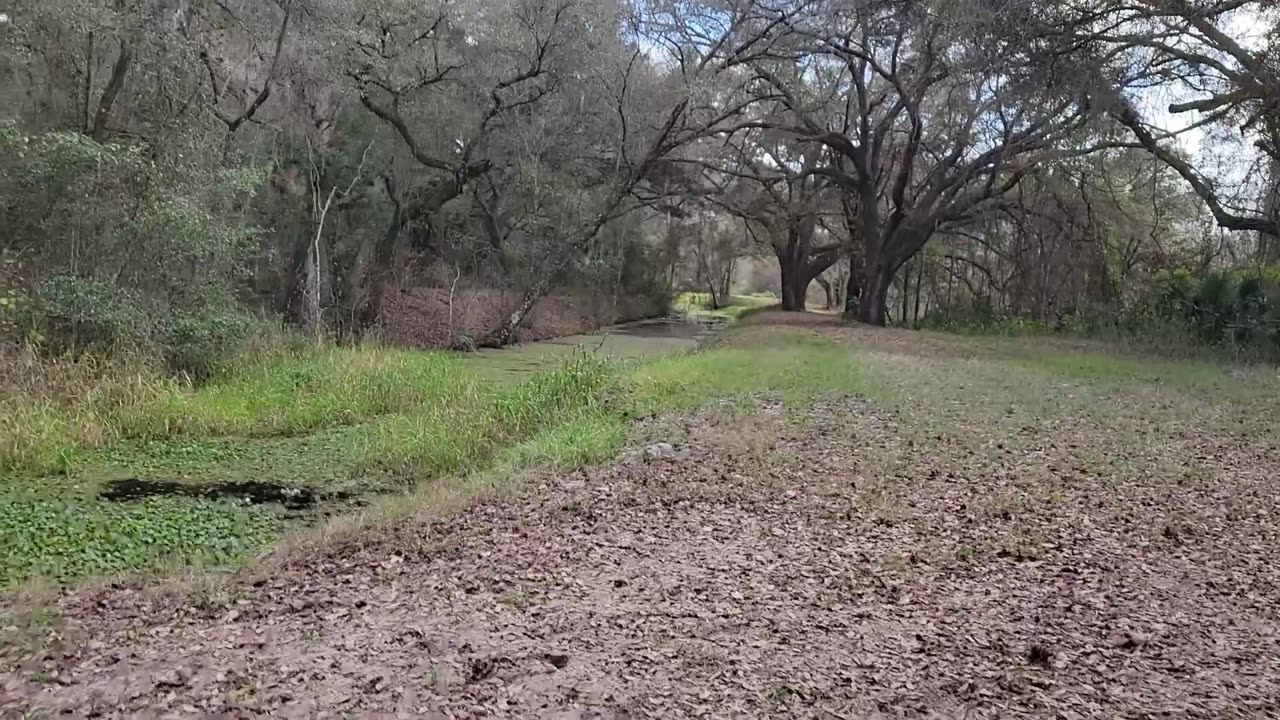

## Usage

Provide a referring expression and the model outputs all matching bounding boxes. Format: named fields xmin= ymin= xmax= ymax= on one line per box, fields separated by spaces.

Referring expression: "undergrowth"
xmin=361 ymin=353 xmax=621 ymax=478
xmin=0 ymin=352 xmax=627 ymax=587
xmin=674 ymin=292 xmax=777 ymax=322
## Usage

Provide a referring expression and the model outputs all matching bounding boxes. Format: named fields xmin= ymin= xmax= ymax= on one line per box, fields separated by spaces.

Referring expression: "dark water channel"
xmin=101 ymin=478 xmax=353 ymax=511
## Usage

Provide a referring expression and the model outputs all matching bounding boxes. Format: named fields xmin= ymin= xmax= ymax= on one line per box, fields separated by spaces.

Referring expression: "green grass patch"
xmin=630 ymin=333 xmax=864 ymax=414
xmin=920 ymin=332 xmax=1280 ymax=415
xmin=84 ymin=427 xmax=377 ymax=495
xmin=1002 ymin=343 xmax=1234 ymax=388
xmin=466 ymin=332 xmax=700 ymax=383
xmin=492 ymin=411 xmax=628 ymax=471
xmin=674 ymin=292 xmax=777 ymax=322
xmin=363 ymin=353 xmax=621 ymax=479
xmin=0 ymin=493 xmax=280 ymax=587
xmin=0 ymin=352 xmax=628 ymax=588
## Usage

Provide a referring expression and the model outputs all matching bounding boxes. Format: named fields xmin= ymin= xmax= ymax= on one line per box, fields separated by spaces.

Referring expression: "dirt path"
xmin=5 ymin=395 xmax=1280 ymax=718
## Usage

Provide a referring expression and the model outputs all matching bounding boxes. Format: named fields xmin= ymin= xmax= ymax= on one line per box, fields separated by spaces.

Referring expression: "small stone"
xmin=1115 ymin=631 xmax=1151 ymax=650
xmin=644 ymin=442 xmax=676 ymax=460
xmin=154 ymin=668 xmax=189 ymax=688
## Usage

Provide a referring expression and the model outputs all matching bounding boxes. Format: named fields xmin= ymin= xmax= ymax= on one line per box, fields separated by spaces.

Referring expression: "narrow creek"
xmin=95 ymin=314 xmax=726 ymax=510
xmin=463 ymin=315 xmax=726 ymax=381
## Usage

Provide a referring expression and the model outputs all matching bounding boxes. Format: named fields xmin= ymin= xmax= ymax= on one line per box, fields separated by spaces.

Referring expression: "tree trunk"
xmin=360 ymin=169 xmax=483 ymax=330
xmin=900 ymin=259 xmax=911 ymax=324
xmin=90 ymin=39 xmax=132 ymax=141
xmin=481 ymin=274 xmax=551 ymax=348
xmin=816 ymin=276 xmax=834 ymax=310
xmin=856 ymin=264 xmax=893 ymax=326
xmin=912 ymin=256 xmax=925 ymax=327
xmin=719 ymin=257 xmax=735 ymax=301
xmin=83 ymin=33 xmax=94 ymax=133
xmin=360 ymin=201 xmax=404 ymax=330
xmin=776 ymin=237 xmax=813 ymax=312
xmin=843 ymin=271 xmax=860 ymax=318
xmin=696 ymin=241 xmax=721 ymax=309
xmin=303 ymin=242 xmax=324 ymax=335
xmin=779 ymin=260 xmax=810 ymax=311
xmin=1263 ymin=160 xmax=1280 ymax=262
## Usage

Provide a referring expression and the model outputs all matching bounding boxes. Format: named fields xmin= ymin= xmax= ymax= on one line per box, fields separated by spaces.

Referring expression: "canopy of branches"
xmin=0 ymin=0 xmax=1276 ymax=351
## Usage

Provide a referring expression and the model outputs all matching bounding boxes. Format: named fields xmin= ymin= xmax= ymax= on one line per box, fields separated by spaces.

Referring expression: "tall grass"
xmin=362 ymin=353 xmax=620 ymax=479
xmin=1 ymin=346 xmax=467 ymax=475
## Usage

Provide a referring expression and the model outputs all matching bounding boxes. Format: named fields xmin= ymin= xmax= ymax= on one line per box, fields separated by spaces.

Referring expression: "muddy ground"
xmin=4 ymin=343 xmax=1280 ymax=718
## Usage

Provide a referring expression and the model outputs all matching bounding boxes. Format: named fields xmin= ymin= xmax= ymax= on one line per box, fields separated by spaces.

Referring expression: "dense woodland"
xmin=1 ymin=0 xmax=1278 ymax=366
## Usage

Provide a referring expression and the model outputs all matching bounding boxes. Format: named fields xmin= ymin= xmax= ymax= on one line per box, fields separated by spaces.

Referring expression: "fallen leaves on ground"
xmin=3 ymin=368 xmax=1279 ymax=718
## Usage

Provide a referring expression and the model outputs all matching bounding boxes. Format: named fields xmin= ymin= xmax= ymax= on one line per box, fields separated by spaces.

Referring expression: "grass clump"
xmin=492 ymin=412 xmax=628 ymax=472
xmin=674 ymin=292 xmax=777 ymax=322
xmin=364 ymin=353 xmax=620 ymax=479
xmin=124 ymin=347 xmax=466 ymax=438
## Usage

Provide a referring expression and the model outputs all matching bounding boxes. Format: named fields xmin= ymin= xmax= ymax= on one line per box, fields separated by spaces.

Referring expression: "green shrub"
xmin=919 ymin=299 xmax=1052 ymax=335
xmin=1150 ymin=268 xmax=1280 ymax=359
xmin=0 ymin=130 xmax=264 ymax=315
xmin=25 ymin=275 xmax=151 ymax=353
xmin=163 ymin=308 xmax=251 ymax=380
xmin=921 ymin=268 xmax=1280 ymax=362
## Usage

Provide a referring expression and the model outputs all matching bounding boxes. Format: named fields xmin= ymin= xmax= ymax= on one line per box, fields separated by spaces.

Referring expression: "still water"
xmin=465 ymin=316 xmax=725 ymax=381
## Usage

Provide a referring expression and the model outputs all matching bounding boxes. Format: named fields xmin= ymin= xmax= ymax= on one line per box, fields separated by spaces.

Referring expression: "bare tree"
xmin=197 ymin=0 xmax=294 ymax=161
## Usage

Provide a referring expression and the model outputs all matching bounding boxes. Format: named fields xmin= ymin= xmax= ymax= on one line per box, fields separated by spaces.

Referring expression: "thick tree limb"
xmin=1113 ymin=102 xmax=1278 ymax=236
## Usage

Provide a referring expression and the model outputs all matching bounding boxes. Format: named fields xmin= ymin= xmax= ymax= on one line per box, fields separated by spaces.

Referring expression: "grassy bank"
xmin=1 ymin=319 xmax=865 ymax=588
xmin=1 ymin=348 xmax=470 ymax=476
xmin=0 ymin=347 xmax=629 ymax=587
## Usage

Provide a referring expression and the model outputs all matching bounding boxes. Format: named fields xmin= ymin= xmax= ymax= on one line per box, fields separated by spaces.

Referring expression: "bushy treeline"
xmin=920 ymin=267 xmax=1280 ymax=361
xmin=1153 ymin=269 xmax=1280 ymax=356
xmin=0 ymin=125 xmax=268 ymax=376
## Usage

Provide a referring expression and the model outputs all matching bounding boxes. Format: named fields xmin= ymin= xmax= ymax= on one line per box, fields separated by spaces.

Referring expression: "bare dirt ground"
xmin=5 ymin=330 xmax=1280 ymax=718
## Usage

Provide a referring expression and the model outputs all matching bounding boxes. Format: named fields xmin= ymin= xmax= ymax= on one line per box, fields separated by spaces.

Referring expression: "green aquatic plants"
xmin=0 ymin=493 xmax=280 ymax=587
